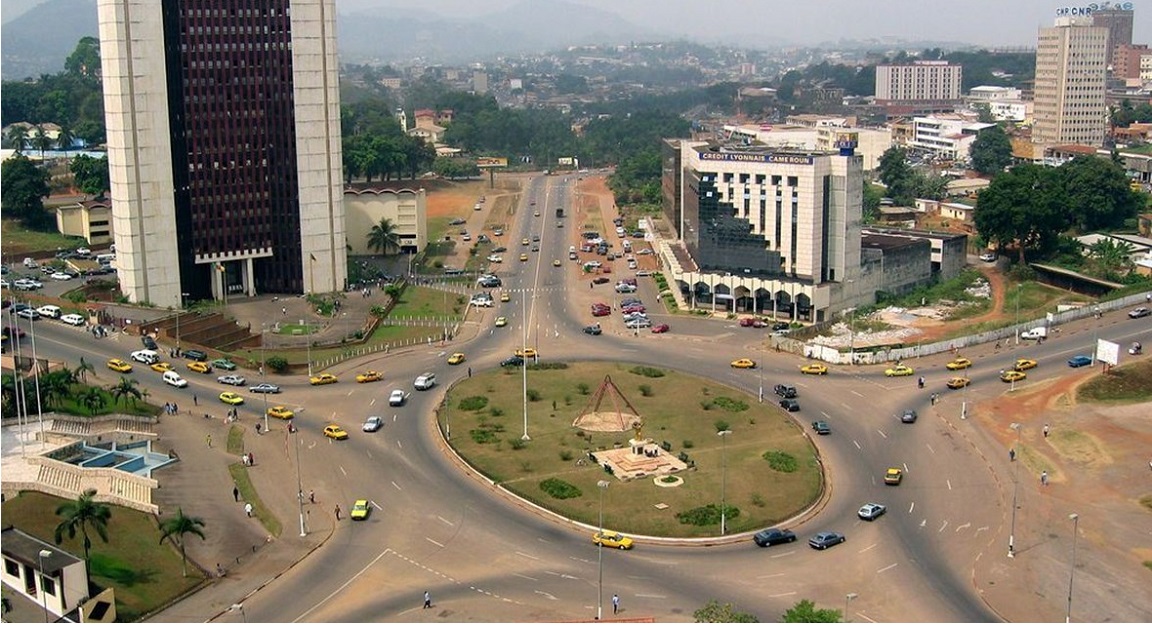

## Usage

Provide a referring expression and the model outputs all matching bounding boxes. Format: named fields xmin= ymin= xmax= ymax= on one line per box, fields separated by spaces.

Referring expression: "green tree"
xmin=1087 ymin=237 xmax=1132 ymax=277
xmin=54 ymin=488 xmax=112 ymax=575
xmin=969 ymin=126 xmax=1013 ymax=175
xmin=366 ymin=219 xmax=401 ymax=256
xmin=975 ymin=103 xmax=995 ymax=124
xmin=974 ymin=164 xmax=1068 ymax=263
xmin=693 ymin=600 xmax=760 ymax=623
xmin=862 ymin=179 xmax=884 ymax=224
xmin=158 ymin=507 xmax=206 ymax=578
xmin=877 ymin=147 xmax=915 ymax=205
xmin=55 ymin=124 xmax=75 ymax=157
xmin=1059 ymin=155 xmax=1142 ymax=232
xmin=1 ymin=154 xmax=51 ymax=228
xmin=109 ymin=376 xmax=142 ymax=407
xmin=781 ymin=599 xmax=843 ymax=622
xmin=75 ymin=357 xmax=95 ymax=383
xmin=64 ymin=36 xmax=102 ymax=80
xmin=79 ymin=387 xmax=107 ymax=414
xmin=70 ymin=154 xmax=110 ymax=198
xmin=3 ymin=124 xmax=29 ymax=153
xmin=31 ymin=125 xmax=51 ymax=158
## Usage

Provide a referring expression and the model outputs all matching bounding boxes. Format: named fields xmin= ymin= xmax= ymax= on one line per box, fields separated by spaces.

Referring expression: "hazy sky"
xmin=344 ymin=0 xmax=1152 ymax=47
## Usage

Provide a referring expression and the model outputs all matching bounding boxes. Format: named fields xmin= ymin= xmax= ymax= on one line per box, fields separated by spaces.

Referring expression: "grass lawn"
xmin=443 ymin=362 xmax=822 ymax=538
xmin=387 ymin=284 xmax=465 ymax=318
xmin=1 ymin=219 xmax=86 ymax=255
xmin=1 ymin=491 xmax=202 ymax=622
xmin=1077 ymin=358 xmax=1152 ymax=404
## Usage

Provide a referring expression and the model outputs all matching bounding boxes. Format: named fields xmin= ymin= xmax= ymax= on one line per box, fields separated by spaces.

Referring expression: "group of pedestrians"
xmin=163 ymin=402 xmax=181 ymax=415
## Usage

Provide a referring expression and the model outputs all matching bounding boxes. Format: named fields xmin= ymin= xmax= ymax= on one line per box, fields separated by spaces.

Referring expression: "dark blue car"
xmin=1067 ymin=355 xmax=1093 ymax=368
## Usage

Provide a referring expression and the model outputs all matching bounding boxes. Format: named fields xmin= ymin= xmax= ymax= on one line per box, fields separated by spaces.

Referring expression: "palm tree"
xmin=109 ymin=376 xmax=142 ymax=408
xmin=54 ymin=488 xmax=112 ymax=575
xmin=32 ymin=126 xmax=51 ymax=159
xmin=55 ymin=125 xmax=74 ymax=158
xmin=4 ymin=125 xmax=29 ymax=154
xmin=366 ymin=219 xmax=402 ymax=256
xmin=79 ymin=387 xmax=107 ymax=414
xmin=76 ymin=357 xmax=95 ymax=383
xmin=38 ymin=370 xmax=73 ymax=410
xmin=158 ymin=508 xmax=206 ymax=578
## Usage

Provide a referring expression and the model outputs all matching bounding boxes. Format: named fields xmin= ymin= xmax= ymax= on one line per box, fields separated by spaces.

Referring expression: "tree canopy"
xmin=1059 ymin=155 xmax=1142 ymax=232
xmin=70 ymin=154 xmax=110 ymax=198
xmin=693 ymin=600 xmax=760 ymax=623
xmin=781 ymin=598 xmax=843 ymax=622
xmin=969 ymin=126 xmax=1013 ymax=175
xmin=1 ymin=154 xmax=51 ymax=229
xmin=973 ymin=163 xmax=1069 ymax=263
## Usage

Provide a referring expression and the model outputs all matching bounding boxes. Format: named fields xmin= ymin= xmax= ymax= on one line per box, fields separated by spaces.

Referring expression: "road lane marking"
xmin=858 ymin=543 xmax=878 ymax=553
xmin=850 ymin=390 xmax=865 ymax=398
xmin=515 ymin=551 xmax=541 ymax=561
xmin=909 ymin=502 xmax=916 ymax=513
xmin=821 ymin=411 xmax=831 ymax=418
xmin=768 ymin=591 xmax=798 ymax=598
xmin=938 ymin=521 xmax=948 ymax=533
xmin=425 ymin=537 xmax=444 ymax=547
xmin=437 ymin=515 xmax=454 ymax=526
xmin=925 ymin=443 xmax=935 ymax=454
xmin=920 ymin=519 xmax=927 ymax=527
xmin=841 ymin=403 xmax=852 ymax=411
xmin=370 ymin=398 xmax=376 ymax=406
xmin=757 ymin=573 xmax=787 ymax=579
xmin=514 ymin=573 xmax=537 ymax=581
xmin=878 ymin=563 xmax=898 ymax=573
xmin=946 ymin=479 xmax=952 ymax=491
xmin=877 ymin=430 xmax=888 ymax=438
xmin=853 ymin=440 xmax=862 ymax=450
xmin=391 ymin=481 xmax=402 ymax=491
xmin=633 ymin=593 xmax=667 ymax=599
xmin=956 ymin=523 xmax=971 ymax=533
xmin=534 ymin=590 xmax=557 ymax=600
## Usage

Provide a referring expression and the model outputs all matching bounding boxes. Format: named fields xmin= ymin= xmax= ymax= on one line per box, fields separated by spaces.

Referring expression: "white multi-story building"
xmin=721 ymin=123 xmax=892 ymax=171
xmin=988 ymin=101 xmax=1031 ymax=123
xmin=1033 ymin=16 xmax=1108 ymax=148
xmin=97 ymin=0 xmax=346 ymax=307
xmin=911 ymin=116 xmax=997 ymax=160
xmin=875 ymin=60 xmax=963 ymax=103
xmin=968 ymin=86 xmax=1023 ymax=102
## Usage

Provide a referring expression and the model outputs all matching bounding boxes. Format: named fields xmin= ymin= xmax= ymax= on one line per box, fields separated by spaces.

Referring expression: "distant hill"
xmin=1 ymin=0 xmax=659 ymax=80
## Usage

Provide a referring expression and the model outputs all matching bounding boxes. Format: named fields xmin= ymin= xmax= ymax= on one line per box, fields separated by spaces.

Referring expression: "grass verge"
xmin=1076 ymin=358 xmax=1152 ymax=404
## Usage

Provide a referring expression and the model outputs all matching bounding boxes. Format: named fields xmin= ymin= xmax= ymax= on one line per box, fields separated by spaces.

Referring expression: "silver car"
xmin=362 ymin=416 xmax=384 ymax=432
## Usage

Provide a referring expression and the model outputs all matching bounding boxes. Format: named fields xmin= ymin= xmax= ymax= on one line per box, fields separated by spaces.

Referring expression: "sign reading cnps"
xmin=476 ymin=157 xmax=508 ymax=168
xmin=697 ymin=151 xmax=815 ymax=165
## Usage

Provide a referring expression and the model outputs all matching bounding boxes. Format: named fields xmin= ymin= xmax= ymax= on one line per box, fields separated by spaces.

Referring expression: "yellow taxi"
xmin=730 ymin=358 xmax=757 ymax=369
xmin=267 ymin=406 xmax=294 ymax=420
xmin=884 ymin=468 xmax=903 ymax=485
xmin=520 ymin=253 xmax=528 ymax=262
xmin=1014 ymin=358 xmax=1038 ymax=371
xmin=945 ymin=358 xmax=972 ymax=370
xmin=1000 ymin=370 xmax=1026 ymax=383
xmin=187 ymin=361 xmax=212 ymax=374
xmin=448 ymin=352 xmax=466 ymax=365
xmin=323 ymin=425 xmax=349 ymax=440
xmin=592 ymin=530 xmax=634 ymax=550
xmin=309 ymin=373 xmax=338 ymax=386
xmin=800 ymin=363 xmax=828 ymax=375
xmin=946 ymin=376 xmax=971 ymax=389
xmin=515 ymin=347 xmax=538 ymax=359
xmin=107 ymin=358 xmax=133 ymax=373
xmin=885 ymin=364 xmax=915 ymax=377
xmin=356 ymin=370 xmax=382 ymax=383
xmin=521 ymin=237 xmax=530 ymax=246
xmin=219 ymin=392 xmax=244 ymax=406
xmin=495 ymin=316 xmax=508 ymax=327
xmin=553 ymin=259 xmax=562 ymax=267
xmin=501 ymin=291 xmax=511 ymax=302
xmin=150 ymin=361 xmax=173 ymax=373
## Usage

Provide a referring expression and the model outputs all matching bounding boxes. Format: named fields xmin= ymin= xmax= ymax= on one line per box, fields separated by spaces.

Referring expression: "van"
xmin=23 ymin=257 xmax=37 ymax=268
xmin=130 ymin=349 xmax=160 ymax=365
xmin=36 ymin=305 xmax=62 ymax=319
xmin=162 ymin=370 xmax=188 ymax=388
xmin=1020 ymin=327 xmax=1048 ymax=340
xmin=414 ymin=372 xmax=436 ymax=391
xmin=96 ymin=253 xmax=116 ymax=264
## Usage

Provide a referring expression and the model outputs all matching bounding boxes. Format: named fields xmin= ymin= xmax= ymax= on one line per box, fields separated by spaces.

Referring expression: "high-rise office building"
xmin=1089 ymin=3 xmax=1135 ymax=70
xmin=874 ymin=61 xmax=963 ymax=103
xmin=98 ymin=0 xmax=346 ymax=308
xmin=1033 ymin=16 xmax=1109 ymax=148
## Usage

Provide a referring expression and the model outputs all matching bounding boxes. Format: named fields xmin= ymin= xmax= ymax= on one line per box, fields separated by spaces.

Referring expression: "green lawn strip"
xmin=444 ymin=362 xmax=822 ymax=538
xmin=0 ymin=219 xmax=87 ymax=254
xmin=1076 ymin=359 xmax=1152 ymax=404
xmin=383 ymin=285 xmax=463 ymax=319
xmin=1 ymin=491 xmax=202 ymax=622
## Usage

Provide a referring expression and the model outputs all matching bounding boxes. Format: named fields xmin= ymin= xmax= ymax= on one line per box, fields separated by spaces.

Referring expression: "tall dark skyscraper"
xmin=1089 ymin=3 xmax=1136 ymax=72
xmin=98 ymin=0 xmax=346 ymax=307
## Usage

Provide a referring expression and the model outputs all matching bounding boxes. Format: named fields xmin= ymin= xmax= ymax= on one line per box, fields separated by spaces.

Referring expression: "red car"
xmin=651 ymin=324 xmax=670 ymax=333
xmin=622 ymin=305 xmax=646 ymax=314
xmin=592 ymin=308 xmax=611 ymax=317
xmin=739 ymin=318 xmax=767 ymax=328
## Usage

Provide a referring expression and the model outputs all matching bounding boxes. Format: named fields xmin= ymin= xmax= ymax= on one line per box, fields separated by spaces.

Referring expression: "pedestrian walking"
xmin=612 ymin=593 xmax=619 ymax=615
xmin=206 ymin=434 xmax=212 ymax=448
xmin=423 ymin=591 xmax=432 ymax=609
xmin=1041 ymin=470 xmax=1048 ymax=486
xmin=1009 ymin=448 xmax=1016 ymax=462
xmin=467 ymin=366 xmax=472 ymax=378
xmin=282 ymin=307 xmax=287 ymax=316
xmin=1043 ymin=423 xmax=1050 ymax=438
xmin=334 ymin=504 xmax=342 ymax=521
xmin=248 ymin=452 xmax=254 ymax=466
xmin=244 ymin=502 xmax=253 ymax=517
xmin=241 ymin=453 xmax=250 ymax=467
xmin=233 ymin=486 xmax=240 ymax=502
xmin=173 ymin=403 xmax=179 ymax=414
xmin=193 ymin=395 xmax=198 ymax=406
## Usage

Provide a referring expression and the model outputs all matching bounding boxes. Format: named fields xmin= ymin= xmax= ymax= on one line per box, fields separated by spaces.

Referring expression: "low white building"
xmin=988 ymin=100 xmax=1031 ymax=122
xmin=911 ymin=115 xmax=996 ymax=160
xmin=968 ymin=86 xmax=1023 ymax=102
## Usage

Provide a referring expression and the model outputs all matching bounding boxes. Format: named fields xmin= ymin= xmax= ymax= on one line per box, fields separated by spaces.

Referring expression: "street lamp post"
xmin=293 ymin=407 xmax=306 ymax=537
xmin=230 ymin=603 xmax=247 ymax=623
xmin=38 ymin=549 xmax=52 ymax=623
xmin=176 ymin=292 xmax=189 ymax=350
xmin=717 ymin=429 xmax=732 ymax=536
xmin=26 ymin=311 xmax=46 ymax=440
xmin=596 ymin=480 xmax=610 ymax=620
xmin=521 ymin=287 xmax=530 ymax=441
xmin=260 ymin=324 xmax=269 ymax=435
xmin=1066 ymin=513 xmax=1079 ymax=623
xmin=1009 ymin=422 xmax=1021 ymax=557
xmin=1014 ymin=283 xmax=1022 ymax=345
xmin=844 ymin=592 xmax=858 ymax=621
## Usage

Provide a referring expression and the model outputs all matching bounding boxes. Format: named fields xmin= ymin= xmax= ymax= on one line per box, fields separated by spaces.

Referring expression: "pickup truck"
xmin=1020 ymin=327 xmax=1048 ymax=340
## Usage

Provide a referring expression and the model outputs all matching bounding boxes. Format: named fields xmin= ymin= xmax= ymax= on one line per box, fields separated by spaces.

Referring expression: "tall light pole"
xmin=844 ymin=592 xmax=858 ymax=621
xmin=260 ymin=324 xmax=269 ymax=435
xmin=1066 ymin=513 xmax=1079 ymax=623
xmin=596 ymin=480 xmax=610 ymax=620
xmin=38 ymin=549 xmax=52 ymax=623
xmin=176 ymin=292 xmax=189 ymax=351
xmin=521 ymin=287 xmax=530 ymax=441
xmin=26 ymin=311 xmax=45 ymax=440
xmin=717 ymin=429 xmax=732 ymax=536
xmin=293 ymin=407 xmax=306 ymax=537
xmin=306 ymin=331 xmax=313 ymax=378
xmin=1008 ymin=422 xmax=1021 ymax=557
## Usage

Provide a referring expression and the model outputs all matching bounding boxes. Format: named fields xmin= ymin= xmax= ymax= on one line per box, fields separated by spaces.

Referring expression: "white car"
xmin=388 ymin=389 xmax=407 ymax=406
xmin=487 ymin=255 xmax=503 ymax=263
xmin=15 ymin=308 xmax=39 ymax=320
xmin=60 ymin=313 xmax=86 ymax=326
xmin=13 ymin=279 xmax=42 ymax=290
xmin=624 ymin=319 xmax=652 ymax=329
xmin=218 ymin=374 xmax=247 ymax=386
xmin=979 ymin=252 xmax=997 ymax=262
xmin=50 ymin=272 xmax=74 ymax=281
xmin=362 ymin=416 xmax=384 ymax=432
xmin=584 ymin=261 xmax=602 ymax=269
xmin=470 ymin=296 xmax=493 ymax=307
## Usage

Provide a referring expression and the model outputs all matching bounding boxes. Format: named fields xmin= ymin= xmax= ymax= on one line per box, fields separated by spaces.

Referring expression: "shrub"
xmin=470 ymin=428 xmax=500 ymax=444
xmin=489 ymin=407 xmax=504 ymax=417
xmin=458 ymin=396 xmax=489 ymax=411
xmin=576 ymin=382 xmax=591 ymax=395
xmin=700 ymin=400 xmax=713 ymax=410
xmin=629 ymin=366 xmax=665 ymax=378
xmin=528 ymin=361 xmax=569 ymax=370
xmin=675 ymin=504 xmax=740 ymax=527
xmin=526 ymin=389 xmax=542 ymax=401
xmin=559 ymin=450 xmax=574 ymax=461
xmin=682 ymin=440 xmax=694 ymax=449
xmin=763 ymin=451 xmax=798 ymax=473
xmin=539 ymin=478 xmax=582 ymax=499
xmin=638 ymin=384 xmax=652 ymax=397
xmin=509 ymin=438 xmax=527 ymax=450
xmin=714 ymin=420 xmax=730 ymax=432
xmin=266 ymin=355 xmax=289 ymax=373
xmin=711 ymin=397 xmax=748 ymax=412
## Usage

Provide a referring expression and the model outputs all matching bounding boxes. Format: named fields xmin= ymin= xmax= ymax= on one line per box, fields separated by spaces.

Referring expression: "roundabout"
xmin=438 ymin=361 xmax=823 ymax=539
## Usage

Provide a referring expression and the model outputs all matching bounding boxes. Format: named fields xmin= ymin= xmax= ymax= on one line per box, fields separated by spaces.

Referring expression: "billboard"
xmin=476 ymin=157 xmax=508 ymax=168
xmin=1096 ymin=339 xmax=1119 ymax=366
xmin=558 ymin=157 xmax=576 ymax=166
